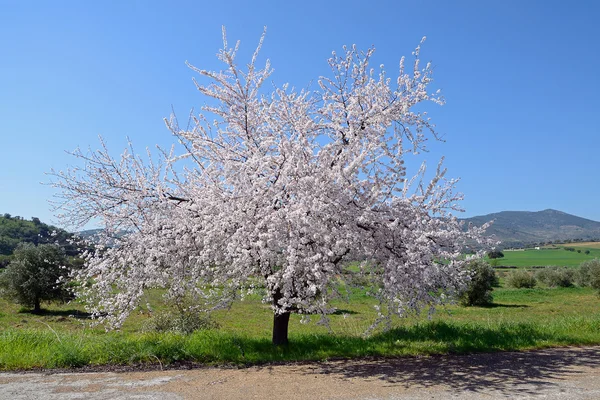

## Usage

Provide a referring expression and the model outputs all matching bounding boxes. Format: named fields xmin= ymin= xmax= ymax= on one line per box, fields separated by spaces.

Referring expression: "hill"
xmin=0 ymin=214 xmax=77 ymax=266
xmin=463 ymin=209 xmax=600 ymax=247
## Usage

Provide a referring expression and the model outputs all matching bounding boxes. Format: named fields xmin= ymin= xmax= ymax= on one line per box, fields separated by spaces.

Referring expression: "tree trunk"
xmin=272 ymin=311 xmax=290 ymax=346
xmin=33 ymin=298 xmax=41 ymax=314
xmin=272 ymin=288 xmax=290 ymax=346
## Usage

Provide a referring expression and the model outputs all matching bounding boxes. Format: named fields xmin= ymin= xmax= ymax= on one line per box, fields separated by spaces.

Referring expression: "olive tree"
xmin=50 ymin=29 xmax=489 ymax=345
xmin=0 ymin=243 xmax=70 ymax=313
xmin=577 ymin=259 xmax=600 ymax=291
xmin=458 ymin=259 xmax=497 ymax=306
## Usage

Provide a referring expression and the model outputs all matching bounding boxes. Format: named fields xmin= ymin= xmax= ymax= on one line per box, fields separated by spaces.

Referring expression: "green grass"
xmin=2 ymin=315 xmax=600 ymax=370
xmin=1 ymin=284 xmax=600 ymax=370
xmin=493 ymin=247 xmax=600 ymax=267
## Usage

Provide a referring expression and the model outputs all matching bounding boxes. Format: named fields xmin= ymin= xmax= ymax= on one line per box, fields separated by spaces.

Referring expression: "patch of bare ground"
xmin=2 ymin=346 xmax=600 ymax=399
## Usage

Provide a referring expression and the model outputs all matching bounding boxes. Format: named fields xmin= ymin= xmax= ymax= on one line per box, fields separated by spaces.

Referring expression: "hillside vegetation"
xmin=0 ymin=214 xmax=76 ymax=266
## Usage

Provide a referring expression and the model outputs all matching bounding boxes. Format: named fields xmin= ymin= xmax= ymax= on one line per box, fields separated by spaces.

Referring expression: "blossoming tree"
xmin=51 ymin=29 xmax=488 ymax=345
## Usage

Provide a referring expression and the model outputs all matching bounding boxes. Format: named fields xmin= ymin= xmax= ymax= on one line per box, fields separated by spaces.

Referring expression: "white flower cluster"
xmin=50 ymin=28 xmax=490 ymax=330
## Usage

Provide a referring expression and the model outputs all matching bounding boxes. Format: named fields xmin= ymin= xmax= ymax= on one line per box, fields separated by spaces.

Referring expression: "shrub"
xmin=506 ymin=270 xmax=537 ymax=289
xmin=142 ymin=295 xmax=219 ymax=335
xmin=576 ymin=263 xmax=589 ymax=287
xmin=576 ymin=259 xmax=600 ymax=291
xmin=458 ymin=259 xmax=498 ymax=306
xmin=487 ymin=250 xmax=504 ymax=259
xmin=0 ymin=255 xmax=11 ymax=268
xmin=142 ymin=310 xmax=218 ymax=334
xmin=535 ymin=267 xmax=574 ymax=288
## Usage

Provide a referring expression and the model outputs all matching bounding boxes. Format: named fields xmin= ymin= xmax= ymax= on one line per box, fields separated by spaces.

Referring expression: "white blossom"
xmin=49 ymin=28 xmax=491 ymax=334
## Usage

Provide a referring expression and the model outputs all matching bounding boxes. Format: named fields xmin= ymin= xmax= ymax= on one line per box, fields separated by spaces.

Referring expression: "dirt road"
xmin=1 ymin=346 xmax=600 ymax=399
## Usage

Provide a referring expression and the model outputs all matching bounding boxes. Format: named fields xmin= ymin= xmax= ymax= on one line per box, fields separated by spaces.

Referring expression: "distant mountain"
xmin=77 ymin=228 xmax=104 ymax=239
xmin=462 ymin=209 xmax=600 ymax=247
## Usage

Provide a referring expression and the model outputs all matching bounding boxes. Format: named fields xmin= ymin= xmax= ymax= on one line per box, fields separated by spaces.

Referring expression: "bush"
xmin=506 ymin=270 xmax=537 ymax=288
xmin=142 ymin=293 xmax=219 ymax=335
xmin=0 ymin=243 xmax=71 ymax=313
xmin=142 ymin=310 xmax=218 ymax=335
xmin=458 ymin=259 xmax=498 ymax=306
xmin=0 ymin=254 xmax=11 ymax=268
xmin=535 ymin=267 xmax=574 ymax=288
xmin=487 ymin=250 xmax=504 ymax=259
xmin=576 ymin=259 xmax=600 ymax=291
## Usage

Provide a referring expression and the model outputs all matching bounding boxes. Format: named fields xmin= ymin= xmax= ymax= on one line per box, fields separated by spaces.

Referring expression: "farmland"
xmin=559 ymin=242 xmax=600 ymax=249
xmin=493 ymin=243 xmax=600 ymax=267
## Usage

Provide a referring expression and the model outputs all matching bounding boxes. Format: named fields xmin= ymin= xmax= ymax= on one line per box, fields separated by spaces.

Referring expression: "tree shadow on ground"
xmin=330 ymin=309 xmax=359 ymax=315
xmin=248 ymin=321 xmax=600 ymax=397
xmin=18 ymin=308 xmax=92 ymax=319
xmin=477 ymin=303 xmax=529 ymax=308
xmin=297 ymin=346 xmax=600 ymax=397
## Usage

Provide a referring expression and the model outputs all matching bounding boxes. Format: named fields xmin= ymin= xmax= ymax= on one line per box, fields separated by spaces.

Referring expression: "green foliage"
xmin=534 ymin=267 xmax=575 ymax=288
xmin=0 ymin=255 xmax=11 ymax=269
xmin=143 ymin=310 xmax=218 ymax=335
xmin=486 ymin=250 xmax=504 ymax=259
xmin=576 ymin=259 xmax=600 ymax=292
xmin=506 ymin=270 xmax=537 ymax=288
xmin=0 ymin=244 xmax=71 ymax=312
xmin=142 ymin=294 xmax=219 ymax=335
xmin=0 ymin=237 xmax=20 ymax=256
xmin=458 ymin=259 xmax=498 ymax=306
xmin=0 ymin=215 xmax=77 ymax=256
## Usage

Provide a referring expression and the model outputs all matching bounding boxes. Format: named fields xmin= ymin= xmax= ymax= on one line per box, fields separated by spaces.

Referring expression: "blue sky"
xmin=1 ymin=0 xmax=599 ymax=228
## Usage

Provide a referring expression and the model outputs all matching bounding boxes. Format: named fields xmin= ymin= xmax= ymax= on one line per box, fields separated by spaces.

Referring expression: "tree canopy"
xmin=0 ymin=214 xmax=77 ymax=267
xmin=487 ymin=249 xmax=505 ymax=259
xmin=0 ymin=243 xmax=71 ymax=313
xmin=50 ymin=29 xmax=489 ymax=344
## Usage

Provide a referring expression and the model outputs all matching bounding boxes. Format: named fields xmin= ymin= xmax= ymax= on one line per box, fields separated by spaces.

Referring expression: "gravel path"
xmin=1 ymin=346 xmax=600 ymax=399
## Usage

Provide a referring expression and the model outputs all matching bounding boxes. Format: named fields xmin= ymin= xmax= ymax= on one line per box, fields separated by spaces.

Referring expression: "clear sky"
xmin=1 ymin=0 xmax=599 ymax=228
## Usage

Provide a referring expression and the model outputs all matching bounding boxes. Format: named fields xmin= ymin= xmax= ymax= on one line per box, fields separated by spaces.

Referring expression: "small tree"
xmin=577 ymin=259 xmax=600 ymax=292
xmin=487 ymin=250 xmax=504 ymax=259
xmin=50 ymin=29 xmax=489 ymax=345
xmin=458 ymin=259 xmax=497 ymax=306
xmin=0 ymin=243 xmax=70 ymax=313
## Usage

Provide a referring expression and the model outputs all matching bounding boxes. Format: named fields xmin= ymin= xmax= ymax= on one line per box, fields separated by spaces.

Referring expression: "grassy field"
xmin=1 ymin=280 xmax=600 ymax=370
xmin=1 ymin=244 xmax=599 ymax=370
xmin=493 ymin=243 xmax=600 ymax=267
